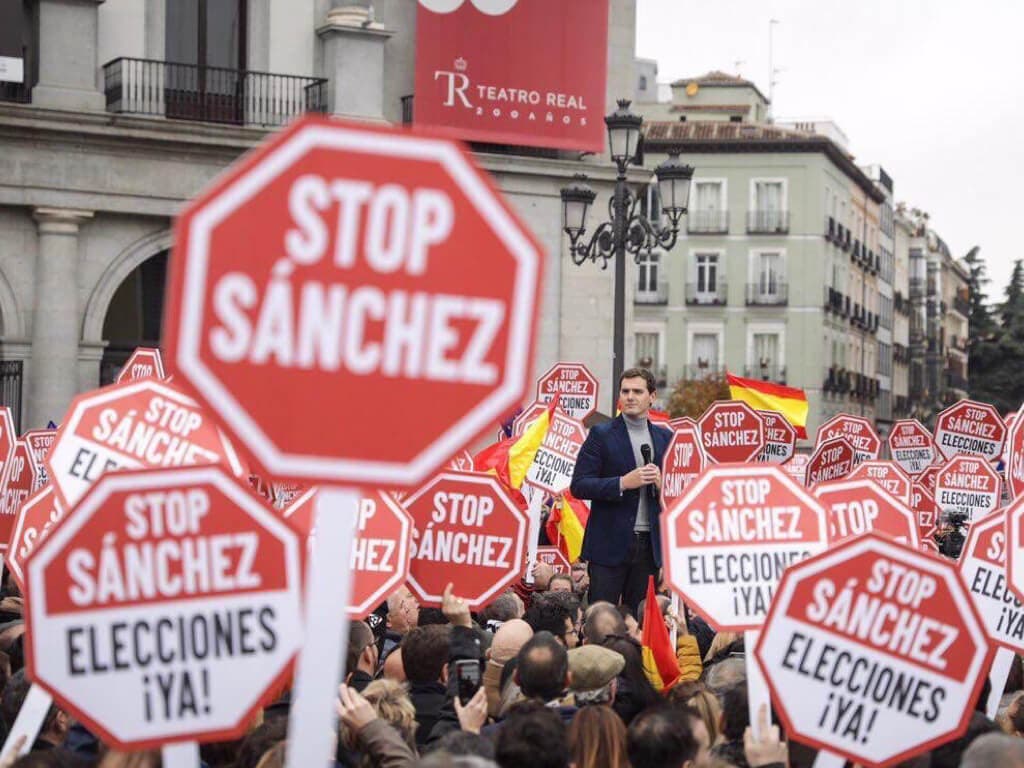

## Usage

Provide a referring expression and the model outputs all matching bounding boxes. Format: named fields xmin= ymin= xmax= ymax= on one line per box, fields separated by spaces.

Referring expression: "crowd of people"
xmin=0 ymin=564 xmax=1022 ymax=768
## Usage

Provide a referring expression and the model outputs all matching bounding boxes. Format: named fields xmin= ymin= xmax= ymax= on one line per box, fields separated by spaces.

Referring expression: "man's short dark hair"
xmin=627 ymin=705 xmax=698 ymax=768
xmin=496 ymin=700 xmax=569 ymax=768
xmin=548 ymin=574 xmax=574 ymax=592
xmin=583 ymin=603 xmax=626 ymax=645
xmin=516 ymin=631 xmax=569 ymax=702
xmin=432 ymin=730 xmax=496 ymax=760
xmin=345 ymin=621 xmax=373 ymax=678
xmin=619 ymin=367 xmax=656 ymax=393
xmin=524 ymin=594 xmax=573 ymax=642
xmin=402 ymin=625 xmax=452 ymax=685
xmin=720 ymin=682 xmax=749 ymax=741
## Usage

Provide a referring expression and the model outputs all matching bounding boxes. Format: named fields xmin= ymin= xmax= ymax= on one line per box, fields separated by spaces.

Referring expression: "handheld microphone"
xmin=640 ymin=444 xmax=658 ymax=501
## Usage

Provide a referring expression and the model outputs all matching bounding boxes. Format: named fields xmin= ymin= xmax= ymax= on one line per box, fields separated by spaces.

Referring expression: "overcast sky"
xmin=636 ymin=0 xmax=1021 ymax=303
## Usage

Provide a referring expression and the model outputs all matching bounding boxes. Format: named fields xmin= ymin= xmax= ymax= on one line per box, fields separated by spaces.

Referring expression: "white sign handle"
xmin=987 ymin=646 xmax=1015 ymax=719
xmin=162 ymin=741 xmax=199 ymax=768
xmin=285 ymin=487 xmax=359 ymax=768
xmin=523 ymin=488 xmax=544 ymax=586
xmin=0 ymin=684 xmax=51 ymax=758
xmin=812 ymin=750 xmax=847 ymax=768
xmin=744 ymin=629 xmax=769 ymax=738
xmin=669 ymin=592 xmax=680 ymax=648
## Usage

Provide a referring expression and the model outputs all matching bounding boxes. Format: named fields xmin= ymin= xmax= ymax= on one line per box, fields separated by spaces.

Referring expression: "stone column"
xmin=317 ymin=5 xmax=394 ymax=121
xmin=32 ymin=0 xmax=106 ymax=111
xmin=29 ymin=208 xmax=93 ymax=429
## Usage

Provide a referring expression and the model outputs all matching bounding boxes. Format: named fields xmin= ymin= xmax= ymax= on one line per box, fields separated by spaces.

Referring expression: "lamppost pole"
xmin=559 ymin=99 xmax=694 ymax=413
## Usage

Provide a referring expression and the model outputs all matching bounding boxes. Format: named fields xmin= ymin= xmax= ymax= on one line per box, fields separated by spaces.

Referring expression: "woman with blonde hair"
xmin=337 ymin=681 xmax=417 ymax=768
xmin=668 ymin=680 xmax=722 ymax=746
xmin=567 ymin=705 xmax=629 ymax=768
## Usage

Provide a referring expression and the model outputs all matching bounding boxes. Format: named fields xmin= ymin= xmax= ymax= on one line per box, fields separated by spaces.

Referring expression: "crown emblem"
xmin=454 ymin=57 xmax=468 ymax=72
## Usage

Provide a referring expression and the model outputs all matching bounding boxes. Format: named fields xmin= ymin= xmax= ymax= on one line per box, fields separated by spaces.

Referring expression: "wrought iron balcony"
xmin=745 ymin=365 xmax=786 ymax=384
xmin=102 ymin=57 xmax=328 ymax=127
xmin=635 ymin=281 xmax=669 ymax=305
xmin=746 ymin=283 xmax=788 ymax=306
xmin=685 ymin=364 xmax=725 ymax=380
xmin=0 ymin=81 xmax=31 ymax=104
xmin=687 ymin=210 xmax=730 ymax=234
xmin=685 ymin=282 xmax=728 ymax=306
xmin=747 ymin=210 xmax=789 ymax=234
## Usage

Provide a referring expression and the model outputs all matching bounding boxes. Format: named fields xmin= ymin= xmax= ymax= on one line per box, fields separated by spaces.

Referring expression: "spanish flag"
xmin=545 ymin=492 xmax=590 ymax=563
xmin=726 ymin=372 xmax=808 ymax=439
xmin=474 ymin=398 xmax=559 ymax=490
xmin=641 ymin=577 xmax=681 ymax=692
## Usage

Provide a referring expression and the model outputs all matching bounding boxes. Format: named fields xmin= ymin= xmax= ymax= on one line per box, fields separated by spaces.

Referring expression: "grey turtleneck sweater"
xmin=622 ymin=413 xmax=652 ymax=532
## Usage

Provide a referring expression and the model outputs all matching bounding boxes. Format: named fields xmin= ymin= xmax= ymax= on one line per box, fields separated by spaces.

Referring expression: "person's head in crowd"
xmin=233 ymin=717 xmax=288 ymax=768
xmin=703 ymin=657 xmax=746 ymax=697
xmin=97 ymin=752 xmax=161 ymax=768
xmin=703 ymin=631 xmax=742 ymax=666
xmin=571 ymin=561 xmax=589 ymax=595
xmin=600 ymin=634 xmax=660 ymax=724
xmin=626 ymin=705 xmax=700 ymax=768
xmin=636 ymin=593 xmax=671 ymax=628
xmin=431 ymin=730 xmax=497 ymax=760
xmin=402 ymin=624 xmax=452 ymax=685
xmin=582 ymin=602 xmax=626 ymax=645
xmin=253 ymin=742 xmax=286 ymax=768
xmin=496 ymin=700 xmax=570 ymax=768
xmin=340 ymin=678 xmax=417 ymax=751
xmin=668 ymin=681 xmax=722 ymax=746
xmin=930 ymin=711 xmax=1001 ymax=768
xmin=545 ymin=590 xmax=582 ymax=647
xmin=524 ymin=594 xmax=577 ymax=648
xmin=382 ymin=647 xmax=406 ymax=682
xmin=961 ymin=732 xmax=1024 ymax=768
xmin=718 ymin=681 xmax=749 ymax=744
xmin=1 ymin=669 xmax=69 ymax=747
xmin=386 ymin=586 xmax=420 ymax=635
xmin=489 ymin=619 xmax=533 ymax=665
xmin=345 ymin=620 xmax=377 ymax=684
xmin=482 ymin=591 xmax=524 ymax=632
xmin=568 ymin=705 xmax=629 ymax=768
xmin=568 ymin=645 xmax=623 ymax=706
xmin=548 ymin=574 xmax=574 ymax=593
xmin=515 ymin=631 xmax=570 ymax=703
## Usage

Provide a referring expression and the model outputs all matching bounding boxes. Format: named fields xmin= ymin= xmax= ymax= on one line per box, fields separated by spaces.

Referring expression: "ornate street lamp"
xmin=560 ymin=99 xmax=693 ymax=409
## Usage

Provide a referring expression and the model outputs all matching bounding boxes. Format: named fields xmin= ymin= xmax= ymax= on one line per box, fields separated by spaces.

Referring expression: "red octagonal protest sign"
xmin=524 ymin=409 xmax=585 ymax=496
xmin=282 ymin=488 xmax=413 ymax=619
xmin=0 ymin=407 xmax=16 ymax=484
xmin=934 ymin=399 xmax=1006 ymax=463
xmin=661 ymin=464 xmax=829 ymax=632
xmin=935 ymin=455 xmax=1001 ymax=526
xmin=6 ymin=484 xmax=65 ymax=596
xmin=816 ymin=413 xmax=881 ymax=463
xmin=1006 ymin=412 xmax=1024 ymax=501
xmin=0 ymin=439 xmax=38 ymax=545
xmin=888 ymin=419 xmax=936 ymax=477
xmin=911 ymin=481 xmax=938 ymax=543
xmin=536 ymin=363 xmax=598 ymax=422
xmin=660 ymin=421 xmax=706 ymax=511
xmin=848 ymin=460 xmax=912 ymax=504
xmin=756 ymin=534 xmax=992 ymax=768
xmin=783 ymin=454 xmax=809 ymax=486
xmin=511 ymin=401 xmax=548 ymax=438
xmin=757 ymin=410 xmax=796 ymax=464
xmin=116 ymin=347 xmax=166 ymax=385
xmin=697 ymin=401 xmax=766 ymax=464
xmin=165 ymin=116 xmax=542 ymax=488
xmin=26 ymin=465 xmax=304 ymax=750
xmin=959 ymin=510 xmax=1024 ymax=654
xmin=813 ymin=478 xmax=918 ymax=547
xmin=23 ymin=427 xmax=56 ymax=490
xmin=46 ymin=379 xmax=243 ymax=509
xmin=805 ymin=436 xmax=856 ymax=486
xmin=404 ymin=471 xmax=528 ymax=610
xmin=536 ymin=545 xmax=571 ymax=575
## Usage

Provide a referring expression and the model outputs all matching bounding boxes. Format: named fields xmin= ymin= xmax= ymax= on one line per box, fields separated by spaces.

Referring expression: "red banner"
xmin=414 ymin=0 xmax=608 ymax=151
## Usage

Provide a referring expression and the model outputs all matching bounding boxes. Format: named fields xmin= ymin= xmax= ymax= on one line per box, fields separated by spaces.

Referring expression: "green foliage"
xmin=967 ymin=252 xmax=1024 ymax=413
xmin=666 ymin=375 xmax=730 ymax=419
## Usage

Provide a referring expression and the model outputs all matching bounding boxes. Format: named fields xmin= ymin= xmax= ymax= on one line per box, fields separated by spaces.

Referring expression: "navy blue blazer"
xmin=570 ymin=415 xmax=672 ymax=568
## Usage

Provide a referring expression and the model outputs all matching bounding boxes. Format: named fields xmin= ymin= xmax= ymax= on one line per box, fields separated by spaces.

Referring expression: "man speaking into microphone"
xmin=570 ymin=368 xmax=671 ymax=612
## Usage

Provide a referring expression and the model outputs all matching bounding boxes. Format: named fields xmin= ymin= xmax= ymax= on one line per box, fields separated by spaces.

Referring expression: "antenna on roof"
xmin=734 ymin=59 xmax=746 ymax=77
xmin=768 ymin=18 xmax=780 ymax=123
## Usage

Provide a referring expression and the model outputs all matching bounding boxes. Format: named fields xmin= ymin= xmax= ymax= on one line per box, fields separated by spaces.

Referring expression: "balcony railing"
xmin=745 ymin=365 xmax=786 ymax=384
xmin=746 ymin=283 xmax=788 ymax=306
xmin=685 ymin=282 xmax=728 ymax=306
xmin=102 ymin=57 xmax=328 ymax=127
xmin=0 ymin=81 xmax=31 ymax=104
xmin=401 ymin=94 xmax=414 ymax=125
xmin=635 ymin=282 xmax=669 ymax=305
xmin=687 ymin=210 xmax=730 ymax=234
xmin=953 ymin=295 xmax=970 ymax=317
xmin=747 ymin=210 xmax=789 ymax=234
xmin=685 ymin=364 xmax=725 ymax=380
